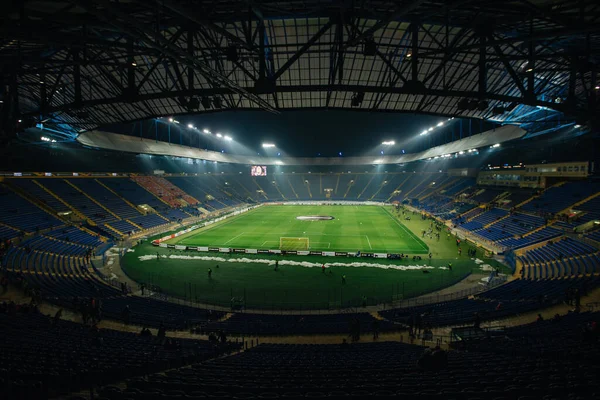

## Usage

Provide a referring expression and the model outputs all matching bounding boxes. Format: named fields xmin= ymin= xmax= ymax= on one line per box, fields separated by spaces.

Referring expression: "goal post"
xmin=279 ymin=237 xmax=310 ymax=251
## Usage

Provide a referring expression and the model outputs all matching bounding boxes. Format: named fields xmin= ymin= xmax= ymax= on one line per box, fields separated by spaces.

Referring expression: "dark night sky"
xmin=109 ymin=110 xmax=497 ymax=157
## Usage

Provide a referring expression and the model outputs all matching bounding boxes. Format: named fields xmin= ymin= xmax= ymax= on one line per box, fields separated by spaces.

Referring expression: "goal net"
xmin=279 ymin=237 xmax=310 ymax=251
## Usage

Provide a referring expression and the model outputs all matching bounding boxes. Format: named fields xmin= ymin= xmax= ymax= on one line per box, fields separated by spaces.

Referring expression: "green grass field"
xmin=122 ymin=205 xmax=511 ymax=310
xmin=172 ymin=205 xmax=428 ymax=254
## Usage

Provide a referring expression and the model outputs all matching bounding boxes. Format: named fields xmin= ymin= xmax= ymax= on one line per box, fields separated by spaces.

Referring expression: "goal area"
xmin=279 ymin=237 xmax=310 ymax=251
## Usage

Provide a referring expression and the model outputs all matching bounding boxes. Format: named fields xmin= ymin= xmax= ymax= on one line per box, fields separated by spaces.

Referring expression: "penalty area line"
xmin=223 ymin=231 xmax=246 ymax=245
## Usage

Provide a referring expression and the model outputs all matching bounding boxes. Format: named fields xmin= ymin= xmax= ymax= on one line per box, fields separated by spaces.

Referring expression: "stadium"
xmin=0 ymin=0 xmax=599 ymax=399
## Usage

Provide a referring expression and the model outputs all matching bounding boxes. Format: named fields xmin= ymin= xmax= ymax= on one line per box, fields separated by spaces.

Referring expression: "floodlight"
xmin=187 ymin=124 xmax=193 ymax=129
xmin=381 ymin=140 xmax=395 ymax=146
xmin=216 ymin=133 xmax=223 ymax=138
xmin=168 ymin=117 xmax=173 ymax=122
xmin=574 ymin=124 xmax=581 ymax=128
xmin=262 ymin=143 xmax=275 ymax=148
xmin=428 ymin=127 xmax=433 ymax=131
xmin=224 ymin=135 xmax=232 ymax=141
xmin=203 ymin=129 xmax=210 ymax=134
xmin=437 ymin=122 xmax=444 ymax=127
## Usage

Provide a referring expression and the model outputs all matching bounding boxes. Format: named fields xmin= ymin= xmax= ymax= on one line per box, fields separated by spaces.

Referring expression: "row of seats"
xmin=381 ymin=276 xmax=599 ymax=327
xmin=0 ymin=311 xmax=239 ymax=400
xmin=522 ymin=181 xmax=600 ymax=214
xmin=106 ymin=335 xmax=600 ymax=400
xmin=45 ymin=226 xmax=104 ymax=248
xmin=132 ymin=176 xmax=199 ymax=207
xmin=0 ymin=188 xmax=63 ymax=233
xmin=3 ymin=244 xmax=225 ymax=330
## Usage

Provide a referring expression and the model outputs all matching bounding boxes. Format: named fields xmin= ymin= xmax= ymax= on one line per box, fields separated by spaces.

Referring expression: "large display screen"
xmin=251 ymin=165 xmax=267 ymax=176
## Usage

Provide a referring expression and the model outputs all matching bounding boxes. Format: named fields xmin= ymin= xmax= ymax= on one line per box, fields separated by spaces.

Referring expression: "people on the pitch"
xmin=322 ymin=263 xmax=325 ymax=273
xmin=208 ymin=268 xmax=212 ymax=278
xmin=274 ymin=261 xmax=279 ymax=271
xmin=342 ymin=275 xmax=346 ymax=284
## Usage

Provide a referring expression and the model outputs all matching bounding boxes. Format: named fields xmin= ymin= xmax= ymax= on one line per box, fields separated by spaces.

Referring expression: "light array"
xmin=427 ymin=148 xmax=479 ymax=161
xmin=41 ymin=136 xmax=56 ymax=142
xmin=381 ymin=140 xmax=395 ymax=146
xmin=262 ymin=143 xmax=276 ymax=148
xmin=420 ymin=117 xmax=455 ymax=136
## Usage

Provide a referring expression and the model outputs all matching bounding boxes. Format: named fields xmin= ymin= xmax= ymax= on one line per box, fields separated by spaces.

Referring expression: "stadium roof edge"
xmin=70 ymin=126 xmax=525 ymax=166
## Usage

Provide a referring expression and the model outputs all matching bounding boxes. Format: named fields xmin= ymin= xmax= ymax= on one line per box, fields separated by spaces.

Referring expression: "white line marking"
xmin=365 ymin=235 xmax=372 ymax=250
xmin=381 ymin=207 xmax=428 ymax=251
xmin=224 ymin=231 xmax=246 ymax=245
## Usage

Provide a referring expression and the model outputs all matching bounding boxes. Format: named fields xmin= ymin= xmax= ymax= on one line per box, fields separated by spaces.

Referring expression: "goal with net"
xmin=279 ymin=237 xmax=310 ymax=251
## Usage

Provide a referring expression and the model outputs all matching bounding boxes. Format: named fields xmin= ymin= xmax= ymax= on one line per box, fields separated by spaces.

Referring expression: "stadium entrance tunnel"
xmin=296 ymin=215 xmax=335 ymax=221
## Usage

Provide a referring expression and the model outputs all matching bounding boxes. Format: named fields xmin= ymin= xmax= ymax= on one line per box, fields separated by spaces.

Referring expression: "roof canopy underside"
xmin=3 ymin=0 xmax=600 ymax=136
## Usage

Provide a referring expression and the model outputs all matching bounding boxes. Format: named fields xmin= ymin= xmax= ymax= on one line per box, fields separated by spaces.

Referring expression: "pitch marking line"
xmin=381 ymin=207 xmax=428 ymax=251
xmin=223 ymin=231 xmax=246 ymax=245
xmin=365 ymin=235 xmax=372 ymax=250
xmin=311 ymin=241 xmax=331 ymax=249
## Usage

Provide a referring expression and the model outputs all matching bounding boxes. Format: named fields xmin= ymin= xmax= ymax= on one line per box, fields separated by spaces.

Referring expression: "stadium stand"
xmin=0 ymin=309 xmax=239 ymax=400
xmin=8 ymin=179 xmax=70 ymax=212
xmin=105 ymin=337 xmax=600 ymax=400
xmin=131 ymin=176 xmax=199 ymax=207
xmin=381 ymin=276 xmax=599 ymax=327
xmin=38 ymin=179 xmax=118 ymax=224
xmin=522 ymin=181 xmax=600 ymax=215
xmin=518 ymin=237 xmax=600 ymax=278
xmin=68 ymin=179 xmax=142 ymax=220
xmin=0 ymin=186 xmax=63 ymax=233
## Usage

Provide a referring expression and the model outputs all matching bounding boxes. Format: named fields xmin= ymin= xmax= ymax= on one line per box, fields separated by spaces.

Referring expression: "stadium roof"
xmin=2 ymin=0 xmax=600 ymax=140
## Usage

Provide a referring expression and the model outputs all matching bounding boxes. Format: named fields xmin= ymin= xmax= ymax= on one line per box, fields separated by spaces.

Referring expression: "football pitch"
xmin=122 ymin=205 xmax=510 ymax=310
xmin=170 ymin=205 xmax=429 ymax=254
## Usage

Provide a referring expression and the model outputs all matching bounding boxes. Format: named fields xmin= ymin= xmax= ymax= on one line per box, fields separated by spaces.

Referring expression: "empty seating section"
xmin=459 ymin=208 xmax=508 ymax=231
xmin=576 ymin=195 xmax=600 ymax=223
xmin=522 ymin=181 xmax=600 ymax=214
xmin=45 ymin=226 xmax=103 ymax=247
xmin=9 ymin=179 xmax=67 ymax=211
xmin=0 ymin=312 xmax=238 ymax=400
xmin=128 ymin=213 xmax=169 ymax=229
xmin=0 ymin=187 xmax=63 ymax=232
xmin=110 ymin=339 xmax=599 ymax=400
xmin=499 ymin=189 xmax=535 ymax=208
xmin=40 ymin=179 xmax=117 ymax=224
xmin=100 ymin=177 xmax=164 ymax=208
xmin=0 ymin=223 xmax=20 ymax=240
xmin=20 ymin=235 xmax=90 ymax=257
xmin=69 ymin=179 xmax=142 ymax=219
xmin=469 ymin=187 xmax=504 ymax=203
xmin=441 ymin=177 xmax=475 ymax=196
xmin=132 ymin=176 xmax=198 ymax=207
xmin=167 ymin=176 xmax=240 ymax=210
xmin=3 ymin=245 xmax=225 ymax=329
xmin=107 ymin=219 xmax=139 ymax=234
xmin=500 ymin=226 xmax=562 ymax=248
xmin=586 ymin=230 xmax=600 ymax=243
xmin=519 ymin=237 xmax=600 ymax=278
xmin=453 ymin=206 xmax=483 ymax=225
xmin=382 ymin=276 xmax=599 ymax=327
